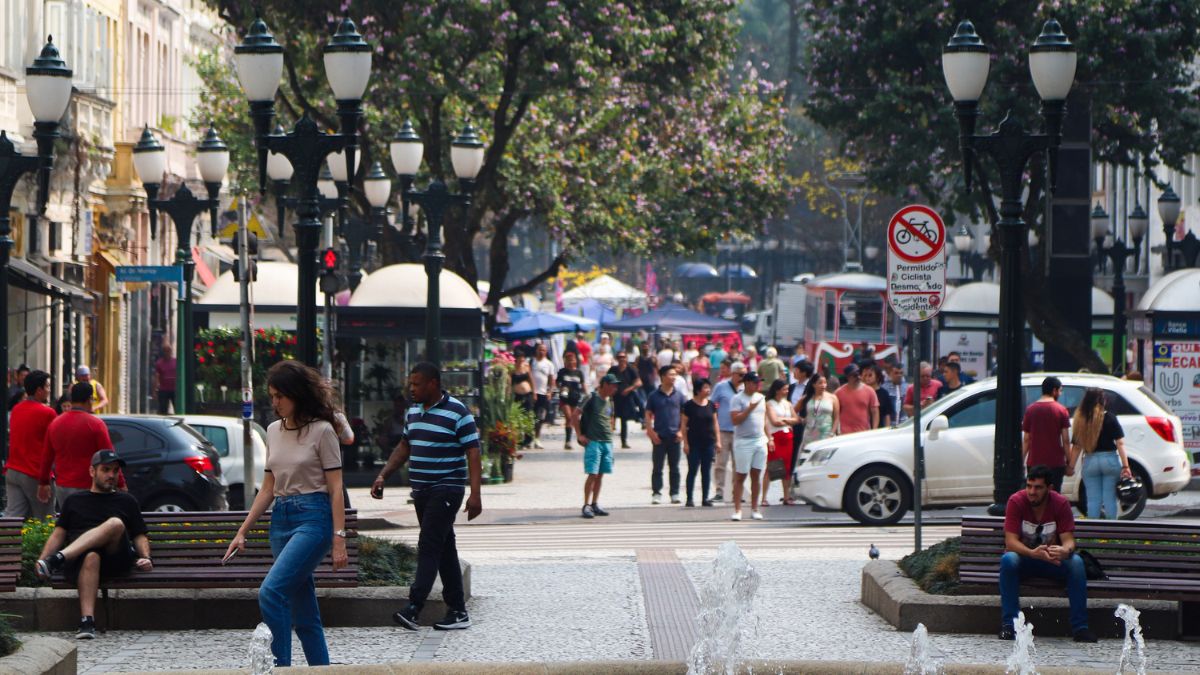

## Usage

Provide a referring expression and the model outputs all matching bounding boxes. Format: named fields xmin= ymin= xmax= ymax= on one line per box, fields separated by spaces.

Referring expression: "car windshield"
xmin=892 ymin=385 xmax=974 ymax=428
xmin=172 ymin=419 xmax=214 ymax=447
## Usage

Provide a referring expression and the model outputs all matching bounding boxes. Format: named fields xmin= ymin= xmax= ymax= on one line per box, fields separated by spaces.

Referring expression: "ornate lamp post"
xmin=133 ymin=126 xmax=229 ymax=414
xmin=0 ymin=37 xmax=72 ymax=462
xmin=1157 ymin=185 xmax=1182 ymax=271
xmin=1091 ymin=201 xmax=1148 ymax=375
xmin=943 ymin=19 xmax=1077 ymax=515
xmin=235 ymin=16 xmax=371 ymax=367
xmin=386 ymin=121 xmax=486 ymax=365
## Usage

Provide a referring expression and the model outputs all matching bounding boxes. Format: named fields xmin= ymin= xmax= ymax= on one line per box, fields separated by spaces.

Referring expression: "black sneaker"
xmin=685 ymin=500 xmax=695 ymax=507
xmin=1073 ymin=628 xmax=1098 ymax=643
xmin=712 ymin=494 xmax=725 ymax=504
xmin=393 ymin=603 xmax=421 ymax=630
xmin=433 ymin=609 xmax=471 ymax=630
xmin=581 ymin=504 xmax=595 ymax=519
xmin=702 ymin=500 xmax=714 ymax=507
xmin=36 ymin=552 xmax=65 ymax=581
xmin=591 ymin=504 xmax=610 ymax=516
xmin=76 ymin=616 xmax=96 ymax=640
xmin=998 ymin=626 xmax=1015 ymax=641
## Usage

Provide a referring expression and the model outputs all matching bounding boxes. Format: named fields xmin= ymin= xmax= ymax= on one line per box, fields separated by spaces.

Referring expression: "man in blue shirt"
xmin=644 ymin=365 xmax=686 ymax=504
xmin=709 ymin=361 xmax=745 ymax=503
xmin=374 ymin=362 xmax=482 ymax=632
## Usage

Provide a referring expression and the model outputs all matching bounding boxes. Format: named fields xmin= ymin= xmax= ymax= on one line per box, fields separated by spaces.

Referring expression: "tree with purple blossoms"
xmin=196 ymin=1 xmax=793 ymax=325
xmin=804 ymin=0 xmax=1200 ymax=369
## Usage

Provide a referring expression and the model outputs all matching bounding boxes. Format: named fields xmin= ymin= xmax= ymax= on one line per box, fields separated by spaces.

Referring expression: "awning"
xmin=191 ymin=246 xmax=217 ymax=287
xmin=8 ymin=257 xmax=94 ymax=309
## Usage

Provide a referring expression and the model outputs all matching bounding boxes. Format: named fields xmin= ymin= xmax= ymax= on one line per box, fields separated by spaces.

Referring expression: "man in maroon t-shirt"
xmin=1021 ymin=376 xmax=1071 ymax=492
xmin=38 ymin=382 xmax=124 ymax=509
xmin=999 ymin=465 xmax=1095 ymax=642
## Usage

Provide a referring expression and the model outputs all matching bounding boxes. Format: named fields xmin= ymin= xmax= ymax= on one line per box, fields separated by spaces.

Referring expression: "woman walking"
xmin=557 ymin=351 xmax=587 ymax=449
xmin=681 ymin=378 xmax=720 ymax=507
xmin=1069 ymin=387 xmax=1131 ymax=519
xmin=764 ymin=379 xmax=800 ymax=505
xmin=798 ymin=374 xmax=839 ymax=453
xmin=511 ymin=351 xmax=535 ymax=448
xmin=225 ymin=360 xmax=347 ymax=667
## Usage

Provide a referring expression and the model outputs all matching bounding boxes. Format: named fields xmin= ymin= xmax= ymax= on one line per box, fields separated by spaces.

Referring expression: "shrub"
xmin=19 ymin=518 xmax=56 ymax=587
xmin=0 ymin=614 xmax=20 ymax=657
xmin=357 ymin=535 xmax=417 ymax=587
xmin=898 ymin=536 xmax=961 ymax=595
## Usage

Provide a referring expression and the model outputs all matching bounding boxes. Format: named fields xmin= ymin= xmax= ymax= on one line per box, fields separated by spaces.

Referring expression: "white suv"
xmin=181 ymin=415 xmax=268 ymax=510
xmin=796 ymin=373 xmax=1191 ymax=525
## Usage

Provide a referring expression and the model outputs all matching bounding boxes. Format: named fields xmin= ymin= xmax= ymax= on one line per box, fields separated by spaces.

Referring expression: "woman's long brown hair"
xmin=1071 ymin=387 xmax=1106 ymax=453
xmin=267 ymin=360 xmax=339 ymax=431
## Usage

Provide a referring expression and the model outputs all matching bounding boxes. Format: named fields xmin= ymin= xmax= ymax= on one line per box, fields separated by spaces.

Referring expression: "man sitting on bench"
xmin=999 ymin=465 xmax=1096 ymax=643
xmin=35 ymin=450 xmax=152 ymax=639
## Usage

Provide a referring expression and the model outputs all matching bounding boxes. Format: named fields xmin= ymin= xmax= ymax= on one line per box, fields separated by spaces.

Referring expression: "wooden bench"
xmin=959 ymin=515 xmax=1200 ymax=636
xmin=0 ymin=517 xmax=25 ymax=592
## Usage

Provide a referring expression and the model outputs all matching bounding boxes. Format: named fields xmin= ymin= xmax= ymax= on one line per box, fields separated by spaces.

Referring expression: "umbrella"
xmin=700 ymin=291 xmax=752 ymax=305
xmin=674 ymin=262 xmax=720 ymax=279
xmin=498 ymin=311 xmax=587 ymax=339
xmin=602 ymin=303 xmax=741 ymax=333
xmin=550 ymin=312 xmax=599 ymax=331
xmin=562 ymin=298 xmax=618 ymax=325
xmin=717 ymin=263 xmax=758 ymax=279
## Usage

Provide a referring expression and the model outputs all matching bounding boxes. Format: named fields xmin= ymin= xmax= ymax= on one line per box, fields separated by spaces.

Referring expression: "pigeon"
xmin=869 ymin=543 xmax=880 ymax=560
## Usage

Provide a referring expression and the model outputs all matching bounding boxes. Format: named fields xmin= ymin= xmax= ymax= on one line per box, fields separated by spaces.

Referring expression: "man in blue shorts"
xmin=576 ymin=374 xmax=619 ymax=518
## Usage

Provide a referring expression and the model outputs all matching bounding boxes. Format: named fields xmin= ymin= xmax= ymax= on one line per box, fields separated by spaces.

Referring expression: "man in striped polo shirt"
xmin=373 ymin=362 xmax=482 ymax=631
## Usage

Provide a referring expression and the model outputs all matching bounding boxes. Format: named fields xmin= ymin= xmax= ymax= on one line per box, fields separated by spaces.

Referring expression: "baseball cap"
xmin=75 ymin=365 xmax=90 ymax=377
xmin=730 ymin=362 xmax=747 ymax=373
xmin=743 ymin=372 xmax=761 ymax=383
xmin=601 ymin=373 xmax=621 ymax=385
xmin=843 ymin=363 xmax=861 ymax=377
xmin=91 ymin=450 xmax=125 ymax=467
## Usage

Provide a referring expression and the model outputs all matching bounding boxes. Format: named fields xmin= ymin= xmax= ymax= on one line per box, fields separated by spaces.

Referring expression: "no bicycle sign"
xmin=886 ymin=205 xmax=947 ymax=322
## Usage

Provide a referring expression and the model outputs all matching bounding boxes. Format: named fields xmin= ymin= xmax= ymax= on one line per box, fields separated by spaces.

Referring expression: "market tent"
xmin=700 ymin=291 xmax=752 ymax=305
xmin=674 ymin=262 xmax=720 ymax=278
xmin=561 ymin=274 xmax=647 ymax=307
xmin=717 ymin=263 xmax=758 ymax=279
xmin=562 ymin=297 xmax=618 ymax=325
xmin=602 ymin=303 xmax=740 ymax=333
xmin=499 ymin=311 xmax=596 ymax=339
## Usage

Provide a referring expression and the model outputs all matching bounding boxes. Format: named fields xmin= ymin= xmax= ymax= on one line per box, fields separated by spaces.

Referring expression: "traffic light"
xmin=231 ymin=231 xmax=259 ymax=282
xmin=320 ymin=247 xmax=341 ymax=294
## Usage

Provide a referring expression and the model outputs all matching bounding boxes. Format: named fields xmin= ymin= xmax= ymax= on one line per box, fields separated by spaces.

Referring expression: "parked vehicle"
xmin=100 ymin=415 xmax=228 ymax=512
xmin=181 ymin=415 xmax=267 ymax=510
xmin=795 ymin=373 xmax=1191 ymax=525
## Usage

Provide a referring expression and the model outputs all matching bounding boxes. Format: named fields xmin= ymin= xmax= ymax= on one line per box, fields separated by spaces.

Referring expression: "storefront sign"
xmin=937 ymin=330 xmax=987 ymax=378
xmin=1152 ymin=342 xmax=1200 ymax=455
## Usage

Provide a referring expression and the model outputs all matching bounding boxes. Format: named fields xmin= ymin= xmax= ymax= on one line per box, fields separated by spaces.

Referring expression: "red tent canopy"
xmin=700 ymin=291 xmax=751 ymax=305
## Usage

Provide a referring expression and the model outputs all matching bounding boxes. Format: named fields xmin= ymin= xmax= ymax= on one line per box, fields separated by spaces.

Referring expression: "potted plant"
xmin=479 ymin=354 xmax=534 ymax=483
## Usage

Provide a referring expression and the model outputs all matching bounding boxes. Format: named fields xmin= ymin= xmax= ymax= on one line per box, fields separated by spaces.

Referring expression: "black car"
xmin=99 ymin=415 xmax=228 ymax=512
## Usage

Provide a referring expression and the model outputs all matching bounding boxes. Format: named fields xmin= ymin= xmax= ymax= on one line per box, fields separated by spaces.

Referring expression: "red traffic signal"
xmin=322 ymin=248 xmax=339 ymax=272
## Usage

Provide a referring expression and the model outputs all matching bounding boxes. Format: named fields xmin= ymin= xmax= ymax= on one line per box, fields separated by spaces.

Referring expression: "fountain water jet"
xmin=687 ymin=541 xmax=761 ymax=675
xmin=1005 ymin=611 xmax=1037 ymax=675
xmin=903 ymin=623 xmax=943 ymax=675
xmin=1115 ymin=603 xmax=1148 ymax=675
xmin=249 ymin=622 xmax=274 ymax=674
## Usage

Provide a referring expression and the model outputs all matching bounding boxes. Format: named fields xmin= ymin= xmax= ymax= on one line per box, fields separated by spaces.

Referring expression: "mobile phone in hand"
xmin=371 ymin=484 xmax=384 ymax=499
xmin=222 ymin=548 xmax=238 ymax=565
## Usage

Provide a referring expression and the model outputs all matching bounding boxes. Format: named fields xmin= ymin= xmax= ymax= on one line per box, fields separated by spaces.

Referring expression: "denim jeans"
xmin=651 ymin=439 xmax=682 ymax=496
xmin=1082 ymin=451 xmax=1122 ymax=519
xmin=999 ymin=551 xmax=1089 ymax=632
xmin=685 ymin=442 xmax=715 ymax=503
xmin=261 ymin=492 xmax=333 ymax=667
xmin=410 ymin=487 xmax=466 ymax=612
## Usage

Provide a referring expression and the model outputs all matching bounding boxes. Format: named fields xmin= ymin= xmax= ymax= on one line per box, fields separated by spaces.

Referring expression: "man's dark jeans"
xmin=409 ymin=487 xmax=466 ymax=612
xmin=156 ymin=390 xmax=175 ymax=414
xmin=651 ymin=439 xmax=682 ymax=497
xmin=999 ymin=551 xmax=1089 ymax=632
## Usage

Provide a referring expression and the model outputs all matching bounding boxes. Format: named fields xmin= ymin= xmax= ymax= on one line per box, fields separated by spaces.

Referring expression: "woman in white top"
xmin=591 ymin=334 xmax=615 ymax=382
xmin=764 ymin=379 xmax=800 ymax=506
xmin=226 ymin=361 xmax=348 ymax=667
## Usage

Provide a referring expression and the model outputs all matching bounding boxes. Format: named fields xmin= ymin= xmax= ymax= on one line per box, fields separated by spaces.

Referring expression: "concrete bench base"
xmin=861 ymin=560 xmax=1181 ymax=638
xmin=0 ymin=561 xmax=469 ymax=631
xmin=0 ymin=636 xmax=75 ymax=675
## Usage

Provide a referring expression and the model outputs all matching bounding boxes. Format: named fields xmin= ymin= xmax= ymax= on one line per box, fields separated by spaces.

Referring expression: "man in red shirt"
xmin=902 ymin=362 xmax=943 ymax=417
xmin=1021 ymin=376 xmax=1071 ymax=492
xmin=834 ymin=363 xmax=879 ymax=434
xmin=38 ymin=382 xmax=122 ymax=509
xmin=5 ymin=370 xmax=57 ymax=519
xmin=999 ymin=466 xmax=1095 ymax=643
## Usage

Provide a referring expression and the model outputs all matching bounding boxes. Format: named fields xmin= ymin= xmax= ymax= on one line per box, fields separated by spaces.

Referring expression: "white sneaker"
xmin=533 ymin=440 xmax=544 ymax=449
xmin=730 ymin=511 xmax=742 ymax=521
xmin=751 ymin=511 xmax=764 ymax=520
xmin=651 ymin=494 xmax=662 ymax=505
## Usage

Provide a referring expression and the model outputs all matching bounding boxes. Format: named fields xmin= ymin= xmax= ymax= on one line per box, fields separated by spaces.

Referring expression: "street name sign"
xmin=886 ymin=204 xmax=947 ymax=322
xmin=115 ymin=265 xmax=182 ymax=284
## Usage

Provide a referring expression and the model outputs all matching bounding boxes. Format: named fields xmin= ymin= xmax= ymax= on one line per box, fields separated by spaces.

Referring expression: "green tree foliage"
xmin=197 ymin=1 xmax=793 ymax=320
xmin=803 ymin=1 xmax=1200 ymax=367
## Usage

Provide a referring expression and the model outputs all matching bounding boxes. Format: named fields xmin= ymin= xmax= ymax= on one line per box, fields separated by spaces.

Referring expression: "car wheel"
xmin=1074 ymin=465 xmax=1149 ymax=521
xmin=844 ymin=465 xmax=911 ymax=526
xmin=145 ymin=495 xmax=196 ymax=513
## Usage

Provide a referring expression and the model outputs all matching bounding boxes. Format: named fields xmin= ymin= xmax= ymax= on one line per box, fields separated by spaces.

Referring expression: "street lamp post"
xmin=943 ymin=19 xmax=1077 ymax=515
xmin=387 ymin=122 xmax=485 ymax=366
xmin=1091 ymin=202 xmax=1147 ymax=375
xmin=133 ymin=126 xmax=229 ymax=414
xmin=1157 ymin=185 xmax=1182 ymax=271
xmin=0 ymin=37 xmax=73 ymax=463
xmin=236 ymin=16 xmax=371 ymax=367
xmin=826 ymin=172 xmax=867 ymax=272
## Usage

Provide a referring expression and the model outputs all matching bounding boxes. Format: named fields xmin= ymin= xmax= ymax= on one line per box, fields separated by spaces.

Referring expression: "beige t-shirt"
xmin=265 ymin=419 xmax=342 ymax=496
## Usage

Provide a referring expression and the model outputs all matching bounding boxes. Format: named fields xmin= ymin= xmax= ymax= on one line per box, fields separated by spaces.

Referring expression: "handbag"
xmin=767 ymin=458 xmax=787 ymax=481
xmin=1077 ymin=549 xmax=1107 ymax=580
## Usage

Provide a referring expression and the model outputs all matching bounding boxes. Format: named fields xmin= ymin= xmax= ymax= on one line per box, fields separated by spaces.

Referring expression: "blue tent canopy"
xmin=717 ymin=263 xmax=758 ymax=279
xmin=562 ymin=298 xmax=618 ymax=325
xmin=674 ymin=262 xmax=720 ymax=279
xmin=602 ymin=304 xmax=740 ymax=333
xmin=498 ymin=310 xmax=596 ymax=339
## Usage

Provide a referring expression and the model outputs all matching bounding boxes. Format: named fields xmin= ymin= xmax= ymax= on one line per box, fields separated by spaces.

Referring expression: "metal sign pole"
xmin=912 ymin=322 xmax=923 ymax=554
xmin=238 ymin=197 xmax=255 ymax=509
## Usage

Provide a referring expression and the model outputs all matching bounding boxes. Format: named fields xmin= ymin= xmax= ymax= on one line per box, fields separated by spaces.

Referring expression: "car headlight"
xmin=809 ymin=448 xmax=838 ymax=466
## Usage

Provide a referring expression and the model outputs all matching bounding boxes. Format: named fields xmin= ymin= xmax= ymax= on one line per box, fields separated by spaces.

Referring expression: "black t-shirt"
xmin=1095 ymin=411 xmax=1125 ymax=451
xmin=636 ymin=356 xmax=657 ymax=385
xmin=938 ymin=382 xmax=966 ymax=399
xmin=682 ymin=399 xmax=717 ymax=448
xmin=615 ymin=365 xmax=639 ymax=399
xmin=875 ymin=385 xmax=896 ymax=426
xmin=557 ymin=368 xmax=585 ymax=405
xmin=57 ymin=491 xmax=147 ymax=544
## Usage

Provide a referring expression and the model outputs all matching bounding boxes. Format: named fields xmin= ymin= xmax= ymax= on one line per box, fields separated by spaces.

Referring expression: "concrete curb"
xmin=113 ymin=659 xmax=1195 ymax=674
xmin=861 ymin=560 xmax=1180 ymax=638
xmin=0 ymin=561 xmax=469 ymax=631
xmin=0 ymin=636 xmax=76 ymax=675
